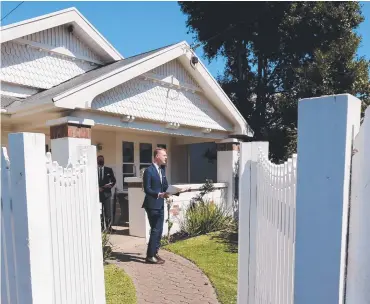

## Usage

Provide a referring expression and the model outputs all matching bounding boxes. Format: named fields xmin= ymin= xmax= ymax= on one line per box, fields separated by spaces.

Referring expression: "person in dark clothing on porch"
xmin=97 ymin=155 xmax=116 ymax=231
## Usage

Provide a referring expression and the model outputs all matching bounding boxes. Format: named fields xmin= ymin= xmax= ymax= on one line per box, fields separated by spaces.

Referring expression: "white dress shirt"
xmin=153 ymin=163 xmax=162 ymax=184
xmin=98 ymin=166 xmax=104 ymax=182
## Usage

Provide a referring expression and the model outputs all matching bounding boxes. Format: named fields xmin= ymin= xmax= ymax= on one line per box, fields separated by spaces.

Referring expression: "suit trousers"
xmin=101 ymin=196 xmax=112 ymax=229
xmin=145 ymin=207 xmax=164 ymax=257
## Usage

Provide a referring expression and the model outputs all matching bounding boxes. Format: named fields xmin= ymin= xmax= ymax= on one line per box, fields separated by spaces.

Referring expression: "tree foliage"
xmin=179 ymin=1 xmax=370 ymax=162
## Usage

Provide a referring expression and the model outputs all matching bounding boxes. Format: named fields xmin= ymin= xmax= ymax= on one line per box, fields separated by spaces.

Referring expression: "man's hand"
xmin=158 ymin=193 xmax=170 ymax=199
xmin=103 ymin=184 xmax=112 ymax=189
xmin=177 ymin=187 xmax=191 ymax=194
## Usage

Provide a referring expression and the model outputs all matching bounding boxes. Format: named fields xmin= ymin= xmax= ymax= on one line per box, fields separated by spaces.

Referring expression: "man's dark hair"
xmin=97 ymin=155 xmax=104 ymax=159
xmin=153 ymin=147 xmax=166 ymax=158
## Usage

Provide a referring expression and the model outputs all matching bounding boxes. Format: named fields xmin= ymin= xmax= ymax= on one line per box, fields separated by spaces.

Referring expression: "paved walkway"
xmin=108 ymin=230 xmax=219 ymax=304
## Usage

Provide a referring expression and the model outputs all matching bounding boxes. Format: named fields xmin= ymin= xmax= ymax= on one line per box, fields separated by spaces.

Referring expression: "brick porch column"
xmin=46 ymin=116 xmax=95 ymax=167
xmin=216 ymin=138 xmax=240 ymax=216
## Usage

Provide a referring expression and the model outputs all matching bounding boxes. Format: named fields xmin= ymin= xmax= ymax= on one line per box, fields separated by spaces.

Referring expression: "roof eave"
xmin=5 ymin=102 xmax=56 ymax=118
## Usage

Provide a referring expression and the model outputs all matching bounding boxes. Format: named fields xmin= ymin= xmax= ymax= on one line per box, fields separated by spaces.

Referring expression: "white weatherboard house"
xmin=0 ymin=7 xmax=253 ymax=237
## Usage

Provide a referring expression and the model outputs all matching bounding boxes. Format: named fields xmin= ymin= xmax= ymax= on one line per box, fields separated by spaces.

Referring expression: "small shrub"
xmin=191 ymin=179 xmax=215 ymax=206
xmin=179 ymin=179 xmax=235 ymax=237
xmin=181 ymin=200 xmax=234 ymax=236
xmin=102 ymin=229 xmax=112 ymax=263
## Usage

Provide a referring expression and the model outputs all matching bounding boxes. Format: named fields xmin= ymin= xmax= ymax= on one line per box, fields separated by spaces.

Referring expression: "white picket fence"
xmin=238 ymin=94 xmax=370 ymax=304
xmin=238 ymin=142 xmax=297 ymax=304
xmin=254 ymin=150 xmax=297 ymax=304
xmin=1 ymin=133 xmax=105 ymax=304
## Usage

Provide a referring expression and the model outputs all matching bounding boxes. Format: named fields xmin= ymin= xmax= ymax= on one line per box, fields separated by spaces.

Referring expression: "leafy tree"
xmin=179 ymin=1 xmax=370 ymax=162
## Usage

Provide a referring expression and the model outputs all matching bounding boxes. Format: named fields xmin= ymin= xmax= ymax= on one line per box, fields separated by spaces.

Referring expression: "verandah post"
xmin=216 ymin=138 xmax=240 ymax=216
xmin=294 ymin=94 xmax=361 ymax=304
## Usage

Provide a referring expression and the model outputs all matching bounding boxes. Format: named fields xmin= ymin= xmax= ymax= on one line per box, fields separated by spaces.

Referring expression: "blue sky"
xmin=1 ymin=1 xmax=369 ymax=78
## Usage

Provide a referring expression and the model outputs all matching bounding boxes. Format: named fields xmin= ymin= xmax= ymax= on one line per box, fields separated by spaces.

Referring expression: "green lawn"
xmin=105 ymin=264 xmax=137 ymax=304
xmin=165 ymin=232 xmax=238 ymax=304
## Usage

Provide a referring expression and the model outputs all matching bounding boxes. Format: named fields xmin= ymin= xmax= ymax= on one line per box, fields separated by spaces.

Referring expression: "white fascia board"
xmin=180 ymin=48 xmax=253 ymax=136
xmin=71 ymin=8 xmax=122 ymax=60
xmin=6 ymin=103 xmax=55 ymax=117
xmin=0 ymin=7 xmax=122 ymax=61
xmin=53 ymin=42 xmax=188 ymax=109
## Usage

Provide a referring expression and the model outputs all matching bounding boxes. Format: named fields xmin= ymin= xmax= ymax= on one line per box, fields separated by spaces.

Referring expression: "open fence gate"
xmin=237 ymin=141 xmax=297 ymax=304
xmin=237 ymin=95 xmax=370 ymax=304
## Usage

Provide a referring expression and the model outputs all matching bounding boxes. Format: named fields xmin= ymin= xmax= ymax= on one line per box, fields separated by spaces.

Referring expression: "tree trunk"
xmin=252 ymin=54 xmax=266 ymax=140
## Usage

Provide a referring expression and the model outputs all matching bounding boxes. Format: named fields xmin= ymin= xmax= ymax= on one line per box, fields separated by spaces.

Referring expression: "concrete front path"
xmin=108 ymin=231 xmax=220 ymax=304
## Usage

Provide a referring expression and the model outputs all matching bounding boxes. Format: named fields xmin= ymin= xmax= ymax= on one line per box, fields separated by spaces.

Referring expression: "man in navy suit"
xmin=142 ymin=147 xmax=169 ymax=264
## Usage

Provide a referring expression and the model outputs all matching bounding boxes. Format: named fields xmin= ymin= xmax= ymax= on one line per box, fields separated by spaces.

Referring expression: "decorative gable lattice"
xmin=0 ymin=25 xmax=103 ymax=90
xmin=91 ymin=60 xmax=233 ymax=132
xmin=21 ymin=25 xmax=104 ymax=63
xmin=150 ymin=59 xmax=200 ymax=89
xmin=1 ymin=41 xmax=96 ymax=90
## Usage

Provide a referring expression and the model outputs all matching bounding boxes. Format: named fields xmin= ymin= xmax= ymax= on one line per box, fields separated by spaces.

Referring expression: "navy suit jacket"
xmin=142 ymin=164 xmax=168 ymax=210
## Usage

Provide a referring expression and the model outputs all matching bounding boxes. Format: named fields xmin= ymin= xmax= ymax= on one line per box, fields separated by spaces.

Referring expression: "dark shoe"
xmin=155 ymin=254 xmax=165 ymax=263
xmin=145 ymin=256 xmax=164 ymax=264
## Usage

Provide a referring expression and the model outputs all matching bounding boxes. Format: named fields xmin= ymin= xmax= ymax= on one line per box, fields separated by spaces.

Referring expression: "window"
xmin=140 ymin=143 xmax=152 ymax=171
xmin=122 ymin=141 xmax=134 ymax=190
xmin=122 ymin=142 xmax=134 ymax=163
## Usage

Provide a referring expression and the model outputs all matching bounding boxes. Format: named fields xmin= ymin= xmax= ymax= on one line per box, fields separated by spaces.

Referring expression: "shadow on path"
xmin=110 ymin=251 xmax=147 ymax=264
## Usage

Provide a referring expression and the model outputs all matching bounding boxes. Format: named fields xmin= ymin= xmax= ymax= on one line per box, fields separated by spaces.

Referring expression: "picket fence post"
xmin=294 ymin=94 xmax=361 ymax=304
xmin=237 ymin=141 xmax=269 ymax=304
xmin=8 ymin=133 xmax=54 ymax=303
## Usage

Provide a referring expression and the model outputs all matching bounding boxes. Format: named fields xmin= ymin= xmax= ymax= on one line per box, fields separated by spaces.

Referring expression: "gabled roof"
xmin=7 ymin=41 xmax=253 ymax=136
xmin=0 ymin=7 xmax=122 ymax=62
